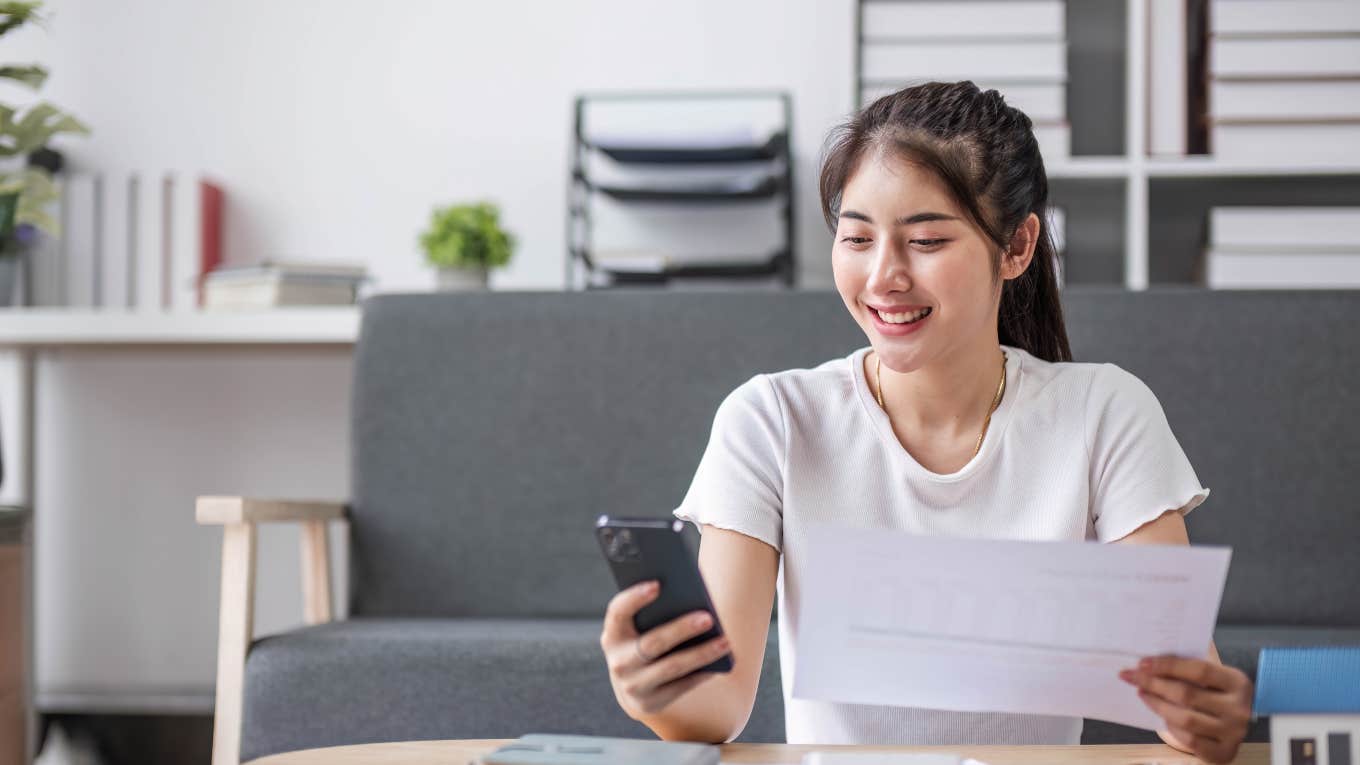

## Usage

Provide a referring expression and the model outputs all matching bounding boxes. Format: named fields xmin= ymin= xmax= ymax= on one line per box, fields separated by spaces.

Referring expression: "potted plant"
xmin=419 ymin=201 xmax=515 ymax=291
xmin=0 ymin=2 xmax=89 ymax=306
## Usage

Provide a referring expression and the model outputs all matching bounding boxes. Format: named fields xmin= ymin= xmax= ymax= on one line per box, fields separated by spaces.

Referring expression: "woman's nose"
xmin=867 ymin=240 xmax=912 ymax=292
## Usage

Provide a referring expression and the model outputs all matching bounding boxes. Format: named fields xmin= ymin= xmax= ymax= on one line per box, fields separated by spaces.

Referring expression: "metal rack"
xmin=567 ymin=91 xmax=796 ymax=289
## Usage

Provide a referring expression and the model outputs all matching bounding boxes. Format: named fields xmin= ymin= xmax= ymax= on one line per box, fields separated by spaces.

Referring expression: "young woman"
xmin=598 ymin=81 xmax=1254 ymax=764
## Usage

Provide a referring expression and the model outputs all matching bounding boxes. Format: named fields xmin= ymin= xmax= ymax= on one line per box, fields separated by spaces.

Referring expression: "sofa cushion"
xmin=240 ymin=618 xmax=785 ymax=761
xmin=350 ymin=290 xmax=1360 ymax=626
xmin=349 ymin=292 xmax=865 ymax=618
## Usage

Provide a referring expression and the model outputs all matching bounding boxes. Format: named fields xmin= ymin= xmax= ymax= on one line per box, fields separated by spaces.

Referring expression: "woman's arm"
xmin=601 ymin=525 xmax=779 ymax=742
xmin=1115 ymin=511 xmax=1254 ymax=764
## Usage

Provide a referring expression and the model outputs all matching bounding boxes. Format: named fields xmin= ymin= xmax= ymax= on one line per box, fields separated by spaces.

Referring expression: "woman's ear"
xmin=1000 ymin=212 xmax=1041 ymax=281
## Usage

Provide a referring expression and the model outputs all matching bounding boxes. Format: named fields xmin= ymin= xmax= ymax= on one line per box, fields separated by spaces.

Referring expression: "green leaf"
xmin=0 ymin=1 xmax=42 ymax=38
xmin=0 ymin=168 xmax=61 ymax=236
xmin=0 ymin=64 xmax=45 ymax=89
xmin=418 ymin=201 xmax=515 ymax=269
xmin=0 ymin=101 xmax=89 ymax=157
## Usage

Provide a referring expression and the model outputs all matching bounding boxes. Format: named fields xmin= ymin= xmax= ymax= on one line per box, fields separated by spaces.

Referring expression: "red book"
xmin=198 ymin=180 xmax=224 ymax=306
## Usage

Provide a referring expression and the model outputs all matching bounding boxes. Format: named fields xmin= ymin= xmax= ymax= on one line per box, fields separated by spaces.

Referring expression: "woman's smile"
xmin=868 ymin=304 xmax=933 ymax=335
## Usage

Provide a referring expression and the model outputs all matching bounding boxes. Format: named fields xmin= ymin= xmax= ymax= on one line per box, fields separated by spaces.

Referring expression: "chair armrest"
xmin=195 ymin=496 xmax=348 ymax=525
xmin=199 ymin=496 xmax=348 ymax=765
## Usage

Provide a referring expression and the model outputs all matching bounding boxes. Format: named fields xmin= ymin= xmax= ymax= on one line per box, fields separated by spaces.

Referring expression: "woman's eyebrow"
xmin=839 ymin=209 xmax=961 ymax=225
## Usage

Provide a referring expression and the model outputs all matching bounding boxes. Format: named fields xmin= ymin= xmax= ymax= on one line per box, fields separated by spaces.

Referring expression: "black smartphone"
xmin=595 ymin=515 xmax=733 ymax=674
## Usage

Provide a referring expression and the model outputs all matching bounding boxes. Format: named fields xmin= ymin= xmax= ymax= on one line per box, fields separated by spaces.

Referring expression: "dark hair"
xmin=819 ymin=81 xmax=1072 ymax=363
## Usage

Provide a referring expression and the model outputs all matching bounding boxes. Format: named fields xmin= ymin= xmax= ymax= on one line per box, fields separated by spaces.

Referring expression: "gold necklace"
xmin=875 ymin=350 xmax=1007 ymax=458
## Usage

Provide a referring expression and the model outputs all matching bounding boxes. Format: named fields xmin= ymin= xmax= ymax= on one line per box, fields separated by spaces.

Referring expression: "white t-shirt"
xmin=672 ymin=345 xmax=1210 ymax=746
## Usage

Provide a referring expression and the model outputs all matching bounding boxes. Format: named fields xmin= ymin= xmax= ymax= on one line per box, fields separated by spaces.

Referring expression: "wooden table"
xmin=251 ymin=740 xmax=1269 ymax=765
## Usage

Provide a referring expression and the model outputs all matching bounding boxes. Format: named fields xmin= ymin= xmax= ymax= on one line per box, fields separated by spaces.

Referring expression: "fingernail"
xmin=639 ymin=581 xmax=658 ymax=593
xmin=716 ymin=638 xmax=730 ymax=651
xmin=692 ymin=612 xmax=712 ymax=628
xmin=1119 ymin=670 xmax=1136 ymax=683
xmin=1139 ymin=658 xmax=1154 ymax=669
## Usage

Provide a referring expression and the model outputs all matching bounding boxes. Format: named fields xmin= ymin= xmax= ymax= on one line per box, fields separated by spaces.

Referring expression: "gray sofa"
xmin=223 ymin=289 xmax=1360 ymax=761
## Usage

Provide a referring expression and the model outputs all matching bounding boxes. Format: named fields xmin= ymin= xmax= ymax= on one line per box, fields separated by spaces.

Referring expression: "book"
xmin=1210 ymin=37 xmax=1360 ymax=79
xmin=132 ymin=174 xmax=168 ymax=312
xmin=861 ymin=81 xmax=1066 ymax=122
xmin=1032 ymin=123 xmax=1071 ymax=161
xmin=1210 ymin=122 xmax=1360 ymax=163
xmin=98 ymin=173 xmax=132 ymax=309
xmin=1210 ymin=80 xmax=1360 ymax=122
xmin=200 ymin=180 xmax=224 ymax=305
xmin=802 ymin=754 xmax=984 ymax=765
xmin=1211 ymin=0 xmax=1360 ymax=35
xmin=169 ymin=175 xmax=225 ymax=310
xmin=1185 ymin=0 xmax=1211 ymax=153
xmin=206 ymin=260 xmax=367 ymax=281
xmin=1210 ymin=207 xmax=1360 ymax=249
xmin=61 ymin=173 xmax=99 ymax=308
xmin=203 ymin=277 xmax=359 ymax=310
xmin=481 ymin=734 xmax=716 ymax=765
xmin=862 ymin=40 xmax=1067 ymax=82
xmin=861 ymin=1 xmax=1064 ymax=40
xmin=1147 ymin=0 xmax=1188 ymax=156
xmin=1205 ymin=250 xmax=1360 ymax=288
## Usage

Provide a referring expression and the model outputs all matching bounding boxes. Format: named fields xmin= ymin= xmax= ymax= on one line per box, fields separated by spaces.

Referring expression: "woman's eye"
xmin=911 ymin=238 xmax=947 ymax=249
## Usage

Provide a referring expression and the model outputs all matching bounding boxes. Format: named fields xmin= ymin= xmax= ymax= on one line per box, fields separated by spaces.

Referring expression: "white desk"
xmin=0 ymin=308 xmax=360 ymax=762
xmin=0 ymin=308 xmax=359 ymax=346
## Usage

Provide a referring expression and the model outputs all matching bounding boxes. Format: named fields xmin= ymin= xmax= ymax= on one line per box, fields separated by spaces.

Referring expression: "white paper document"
xmin=792 ymin=525 xmax=1232 ymax=730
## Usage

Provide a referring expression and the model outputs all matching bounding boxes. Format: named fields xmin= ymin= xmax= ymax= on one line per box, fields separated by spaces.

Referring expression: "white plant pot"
xmin=437 ymin=266 xmax=490 ymax=291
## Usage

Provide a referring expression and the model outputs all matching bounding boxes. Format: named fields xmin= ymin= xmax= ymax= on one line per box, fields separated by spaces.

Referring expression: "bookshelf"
xmin=855 ymin=0 xmax=1360 ymax=290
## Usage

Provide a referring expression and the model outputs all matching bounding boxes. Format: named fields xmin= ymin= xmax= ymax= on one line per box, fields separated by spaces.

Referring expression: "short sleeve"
xmin=1087 ymin=365 xmax=1210 ymax=542
xmin=672 ymin=374 xmax=785 ymax=552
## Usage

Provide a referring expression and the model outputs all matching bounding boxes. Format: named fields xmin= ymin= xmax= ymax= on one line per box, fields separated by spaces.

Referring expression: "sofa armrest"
xmin=198 ymin=496 xmax=348 ymax=765
xmin=195 ymin=496 xmax=348 ymax=525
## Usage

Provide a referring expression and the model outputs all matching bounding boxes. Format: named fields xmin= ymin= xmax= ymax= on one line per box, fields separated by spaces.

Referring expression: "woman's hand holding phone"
xmin=600 ymin=580 xmax=733 ymax=719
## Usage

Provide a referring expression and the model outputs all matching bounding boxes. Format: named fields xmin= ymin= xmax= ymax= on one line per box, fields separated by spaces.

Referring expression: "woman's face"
xmin=832 ymin=152 xmax=1006 ymax=373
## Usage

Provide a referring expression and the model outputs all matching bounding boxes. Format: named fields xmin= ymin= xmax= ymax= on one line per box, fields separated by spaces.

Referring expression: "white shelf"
xmin=1045 ymin=156 xmax=1360 ymax=180
xmin=1146 ymin=158 xmax=1360 ymax=178
xmin=1046 ymin=157 xmax=1131 ymax=178
xmin=0 ymin=307 xmax=360 ymax=346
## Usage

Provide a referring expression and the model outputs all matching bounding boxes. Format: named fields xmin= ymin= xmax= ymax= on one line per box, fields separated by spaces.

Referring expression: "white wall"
xmin=0 ymin=0 xmax=857 ymax=707
xmin=9 ymin=0 xmax=856 ymax=290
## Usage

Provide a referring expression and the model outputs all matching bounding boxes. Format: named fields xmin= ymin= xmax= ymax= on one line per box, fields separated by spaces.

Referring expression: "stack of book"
xmin=1207 ymin=0 xmax=1360 ymax=163
xmin=859 ymin=1 xmax=1070 ymax=161
xmin=1204 ymin=207 xmax=1360 ymax=288
xmin=202 ymin=261 xmax=367 ymax=310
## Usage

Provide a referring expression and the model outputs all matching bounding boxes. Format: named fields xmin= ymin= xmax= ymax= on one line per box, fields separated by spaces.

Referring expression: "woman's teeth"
xmin=876 ymin=307 xmax=932 ymax=324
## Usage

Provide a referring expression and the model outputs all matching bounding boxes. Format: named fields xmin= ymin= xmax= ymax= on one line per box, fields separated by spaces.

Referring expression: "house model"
xmin=1254 ymin=647 xmax=1360 ymax=765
